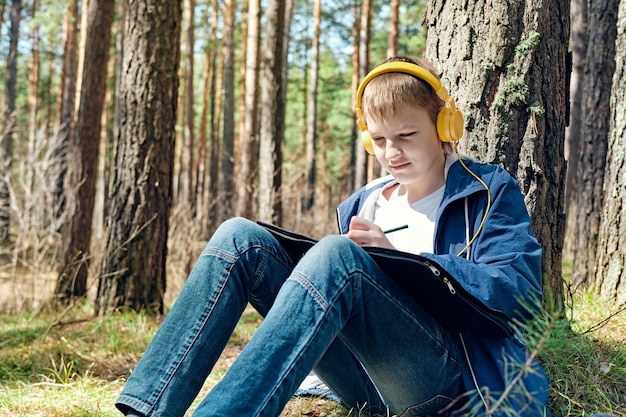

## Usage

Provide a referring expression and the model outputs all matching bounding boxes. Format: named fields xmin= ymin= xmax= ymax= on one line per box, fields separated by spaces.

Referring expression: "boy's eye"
xmin=372 ymin=136 xmax=384 ymax=142
xmin=400 ymin=132 xmax=416 ymax=137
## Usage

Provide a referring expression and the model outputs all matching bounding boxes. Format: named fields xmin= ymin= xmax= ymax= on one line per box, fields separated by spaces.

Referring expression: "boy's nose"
xmin=385 ymin=142 xmax=402 ymax=159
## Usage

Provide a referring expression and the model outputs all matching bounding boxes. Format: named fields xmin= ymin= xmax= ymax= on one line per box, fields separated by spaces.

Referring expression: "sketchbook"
xmin=257 ymin=221 xmax=513 ymax=338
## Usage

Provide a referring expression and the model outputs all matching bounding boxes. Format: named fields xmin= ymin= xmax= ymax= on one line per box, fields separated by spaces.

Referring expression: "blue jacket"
xmin=336 ymin=158 xmax=550 ymax=416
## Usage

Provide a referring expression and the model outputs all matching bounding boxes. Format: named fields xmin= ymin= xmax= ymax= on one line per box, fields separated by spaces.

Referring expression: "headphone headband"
xmin=355 ymin=61 xmax=464 ymax=153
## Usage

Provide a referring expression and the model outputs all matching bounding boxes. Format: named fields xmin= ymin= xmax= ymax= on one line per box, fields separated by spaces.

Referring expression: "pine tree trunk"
xmin=571 ymin=0 xmax=618 ymax=287
xmin=425 ymin=0 xmax=569 ymax=310
xmin=304 ymin=0 xmax=321 ymax=211
xmin=347 ymin=0 xmax=360 ymax=197
xmin=26 ymin=0 xmax=40 ymax=223
xmin=594 ymin=0 xmax=626 ymax=307
xmin=96 ymin=0 xmax=181 ymax=316
xmin=562 ymin=0 xmax=588 ymax=262
xmin=54 ymin=0 xmax=79 ymax=220
xmin=56 ymin=0 xmax=115 ymax=303
xmin=218 ymin=0 xmax=237 ymax=223
xmin=353 ymin=0 xmax=370 ymax=190
xmin=386 ymin=0 xmax=400 ymax=58
xmin=208 ymin=4 xmax=224 ymax=232
xmin=196 ymin=0 xmax=218 ymax=235
xmin=258 ymin=0 xmax=285 ymax=224
xmin=235 ymin=0 xmax=261 ymax=219
xmin=179 ymin=0 xmax=196 ymax=212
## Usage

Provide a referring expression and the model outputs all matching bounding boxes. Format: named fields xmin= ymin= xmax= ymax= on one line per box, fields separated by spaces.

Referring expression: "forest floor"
xmin=0 ymin=275 xmax=625 ymax=416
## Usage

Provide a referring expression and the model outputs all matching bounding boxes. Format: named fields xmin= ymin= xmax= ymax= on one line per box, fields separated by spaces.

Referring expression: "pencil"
xmin=383 ymin=224 xmax=409 ymax=234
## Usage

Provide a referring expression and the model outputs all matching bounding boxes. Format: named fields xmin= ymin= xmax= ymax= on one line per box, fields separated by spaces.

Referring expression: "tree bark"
xmin=594 ymin=0 xmax=626 ymax=308
xmin=235 ymin=0 xmax=261 ymax=219
xmin=208 ymin=4 xmax=224 ymax=233
xmin=54 ymin=0 xmax=79 ymax=221
xmin=26 ymin=0 xmax=40 ymax=222
xmin=96 ymin=0 xmax=181 ymax=315
xmin=347 ymin=0 xmax=360 ymax=197
xmin=353 ymin=0 xmax=371 ymax=190
xmin=562 ymin=0 xmax=587 ymax=262
xmin=196 ymin=1 xmax=219 ymax=236
xmin=304 ymin=0 xmax=321 ymax=211
xmin=180 ymin=0 xmax=196 ymax=211
xmin=258 ymin=0 xmax=285 ymax=224
xmin=56 ymin=0 xmax=115 ymax=303
xmin=218 ymin=0 xmax=237 ymax=223
xmin=387 ymin=0 xmax=400 ymax=58
xmin=571 ymin=0 xmax=618 ymax=287
xmin=425 ymin=0 xmax=569 ymax=310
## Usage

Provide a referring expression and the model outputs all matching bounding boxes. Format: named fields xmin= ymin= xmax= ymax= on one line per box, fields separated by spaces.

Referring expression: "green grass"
xmin=0 ymin=293 xmax=624 ymax=417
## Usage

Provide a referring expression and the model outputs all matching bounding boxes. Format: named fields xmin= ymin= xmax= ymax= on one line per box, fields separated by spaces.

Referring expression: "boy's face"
xmin=366 ymin=106 xmax=445 ymax=188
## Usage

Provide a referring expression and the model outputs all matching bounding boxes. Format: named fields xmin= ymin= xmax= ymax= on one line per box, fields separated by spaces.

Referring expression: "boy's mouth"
xmin=389 ymin=162 xmax=410 ymax=170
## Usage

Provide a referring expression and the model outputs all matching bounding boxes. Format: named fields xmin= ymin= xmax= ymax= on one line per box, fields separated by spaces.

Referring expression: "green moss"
xmin=491 ymin=75 xmax=529 ymax=112
xmin=528 ymin=101 xmax=545 ymax=116
xmin=516 ymin=31 xmax=541 ymax=55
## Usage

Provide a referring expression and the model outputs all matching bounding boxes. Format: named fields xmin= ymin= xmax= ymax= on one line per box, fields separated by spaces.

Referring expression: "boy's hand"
xmin=345 ymin=216 xmax=395 ymax=249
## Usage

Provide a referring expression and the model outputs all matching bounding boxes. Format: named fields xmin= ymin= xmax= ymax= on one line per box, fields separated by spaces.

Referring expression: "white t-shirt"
xmin=366 ymin=153 xmax=458 ymax=255
xmin=372 ymin=183 xmax=444 ymax=254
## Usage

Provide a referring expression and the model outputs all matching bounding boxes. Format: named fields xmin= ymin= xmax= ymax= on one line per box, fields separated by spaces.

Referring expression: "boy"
xmin=116 ymin=56 xmax=550 ymax=416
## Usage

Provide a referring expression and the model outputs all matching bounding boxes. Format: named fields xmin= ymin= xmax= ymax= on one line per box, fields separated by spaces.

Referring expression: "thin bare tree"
xmin=353 ymin=0 xmax=371 ymax=190
xmin=304 ymin=0 xmax=321 ymax=211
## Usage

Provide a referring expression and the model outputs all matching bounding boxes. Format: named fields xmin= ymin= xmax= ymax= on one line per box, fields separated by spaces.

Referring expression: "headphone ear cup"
xmin=437 ymin=107 xmax=465 ymax=142
xmin=361 ymin=130 xmax=374 ymax=154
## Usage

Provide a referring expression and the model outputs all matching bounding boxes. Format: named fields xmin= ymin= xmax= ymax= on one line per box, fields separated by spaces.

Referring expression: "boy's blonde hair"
xmin=361 ymin=56 xmax=454 ymax=154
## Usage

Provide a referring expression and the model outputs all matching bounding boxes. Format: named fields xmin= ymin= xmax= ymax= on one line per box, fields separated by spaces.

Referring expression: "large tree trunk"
xmin=425 ymin=0 xmax=569 ymax=310
xmin=96 ymin=0 xmax=181 ymax=316
xmin=570 ymin=0 xmax=618 ymax=287
xmin=235 ymin=0 xmax=261 ymax=219
xmin=55 ymin=0 xmax=115 ymax=303
xmin=594 ymin=0 xmax=626 ymax=308
xmin=257 ymin=0 xmax=285 ymax=224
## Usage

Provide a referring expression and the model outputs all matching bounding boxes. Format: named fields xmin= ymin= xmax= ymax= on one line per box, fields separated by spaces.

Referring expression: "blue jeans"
xmin=116 ymin=217 xmax=464 ymax=416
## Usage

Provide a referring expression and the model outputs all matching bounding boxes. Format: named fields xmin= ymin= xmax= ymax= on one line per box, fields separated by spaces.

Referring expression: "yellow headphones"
xmin=355 ymin=61 xmax=465 ymax=154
